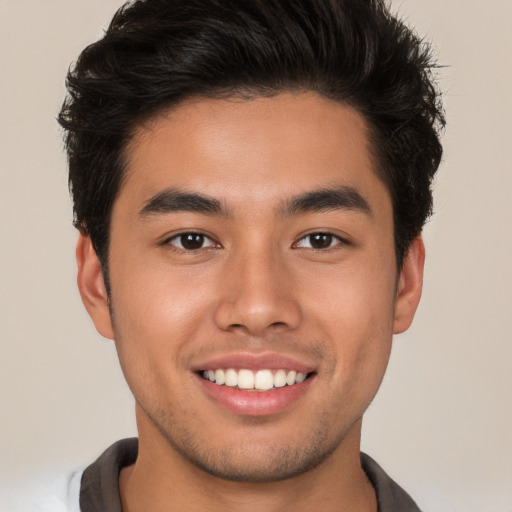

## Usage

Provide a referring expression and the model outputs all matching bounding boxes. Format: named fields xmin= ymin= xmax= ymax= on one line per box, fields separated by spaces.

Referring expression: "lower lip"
xmin=196 ymin=374 xmax=314 ymax=417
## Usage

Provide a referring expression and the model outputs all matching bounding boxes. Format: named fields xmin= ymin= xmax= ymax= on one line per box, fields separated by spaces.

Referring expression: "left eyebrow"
xmin=278 ymin=185 xmax=372 ymax=217
xmin=139 ymin=188 xmax=230 ymax=219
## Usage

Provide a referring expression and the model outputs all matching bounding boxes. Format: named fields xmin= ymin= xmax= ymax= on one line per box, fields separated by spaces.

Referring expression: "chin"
xmin=179 ymin=443 xmax=338 ymax=483
xmin=152 ymin=411 xmax=347 ymax=483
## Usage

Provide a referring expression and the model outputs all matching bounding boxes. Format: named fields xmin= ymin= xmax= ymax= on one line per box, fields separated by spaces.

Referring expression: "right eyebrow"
xmin=139 ymin=188 xmax=230 ymax=219
xmin=278 ymin=185 xmax=372 ymax=218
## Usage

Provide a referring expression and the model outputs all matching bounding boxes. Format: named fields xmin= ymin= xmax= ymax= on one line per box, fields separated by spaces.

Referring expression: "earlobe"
xmin=393 ymin=236 xmax=425 ymax=335
xmin=76 ymin=233 xmax=115 ymax=340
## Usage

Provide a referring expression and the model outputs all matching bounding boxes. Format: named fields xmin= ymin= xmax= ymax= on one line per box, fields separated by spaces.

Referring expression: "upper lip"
xmin=191 ymin=352 xmax=317 ymax=374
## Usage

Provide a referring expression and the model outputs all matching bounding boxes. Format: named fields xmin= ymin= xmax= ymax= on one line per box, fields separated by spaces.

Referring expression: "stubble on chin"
xmin=138 ymin=398 xmax=357 ymax=484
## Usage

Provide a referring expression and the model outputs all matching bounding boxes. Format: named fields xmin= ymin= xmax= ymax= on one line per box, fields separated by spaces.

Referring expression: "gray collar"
xmin=80 ymin=438 xmax=421 ymax=512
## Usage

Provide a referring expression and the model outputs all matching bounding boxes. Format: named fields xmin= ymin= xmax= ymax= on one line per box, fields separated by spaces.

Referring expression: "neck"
xmin=119 ymin=409 xmax=377 ymax=512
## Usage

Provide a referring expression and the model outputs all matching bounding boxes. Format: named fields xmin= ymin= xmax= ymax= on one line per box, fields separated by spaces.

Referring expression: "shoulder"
xmin=361 ymin=454 xmax=460 ymax=512
xmin=79 ymin=438 xmax=138 ymax=512
xmin=361 ymin=453 xmax=422 ymax=512
xmin=1 ymin=469 xmax=83 ymax=512
xmin=1 ymin=439 xmax=137 ymax=512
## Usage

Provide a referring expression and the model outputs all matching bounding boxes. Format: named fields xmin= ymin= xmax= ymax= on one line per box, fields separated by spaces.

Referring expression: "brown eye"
xmin=295 ymin=232 xmax=344 ymax=250
xmin=167 ymin=233 xmax=216 ymax=250
xmin=309 ymin=233 xmax=333 ymax=249
xmin=181 ymin=233 xmax=205 ymax=250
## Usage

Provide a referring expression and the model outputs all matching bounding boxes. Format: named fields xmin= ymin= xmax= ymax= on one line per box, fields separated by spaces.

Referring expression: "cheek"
xmin=302 ymin=252 xmax=396 ymax=337
xmin=111 ymin=256 xmax=214 ymax=335
xmin=108 ymin=263 xmax=216 ymax=392
xmin=301 ymin=257 xmax=396 ymax=398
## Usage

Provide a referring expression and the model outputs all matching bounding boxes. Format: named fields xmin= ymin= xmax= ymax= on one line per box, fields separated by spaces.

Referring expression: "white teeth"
xmin=286 ymin=370 xmax=297 ymax=386
xmin=214 ymin=369 xmax=225 ymax=385
xmin=296 ymin=372 xmax=306 ymax=383
xmin=273 ymin=369 xmax=287 ymax=388
xmin=225 ymin=369 xmax=238 ymax=387
xmin=238 ymin=369 xmax=255 ymax=389
xmin=202 ymin=368 xmax=309 ymax=390
xmin=255 ymin=370 xmax=274 ymax=391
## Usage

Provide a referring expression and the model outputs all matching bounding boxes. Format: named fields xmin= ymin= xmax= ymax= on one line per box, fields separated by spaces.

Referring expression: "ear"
xmin=76 ymin=233 xmax=115 ymax=340
xmin=393 ymin=236 xmax=425 ymax=335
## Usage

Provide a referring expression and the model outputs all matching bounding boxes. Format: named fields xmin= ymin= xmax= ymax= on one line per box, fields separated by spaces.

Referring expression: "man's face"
xmin=79 ymin=92 xmax=422 ymax=482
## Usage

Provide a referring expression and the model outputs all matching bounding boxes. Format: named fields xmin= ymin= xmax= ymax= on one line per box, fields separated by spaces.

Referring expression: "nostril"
xmin=269 ymin=321 xmax=288 ymax=328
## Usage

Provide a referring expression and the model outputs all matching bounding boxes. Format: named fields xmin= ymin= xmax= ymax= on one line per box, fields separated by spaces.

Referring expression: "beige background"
xmin=1 ymin=1 xmax=511 ymax=510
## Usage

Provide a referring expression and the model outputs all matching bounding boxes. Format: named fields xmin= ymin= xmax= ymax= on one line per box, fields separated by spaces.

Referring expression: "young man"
xmin=59 ymin=0 xmax=444 ymax=510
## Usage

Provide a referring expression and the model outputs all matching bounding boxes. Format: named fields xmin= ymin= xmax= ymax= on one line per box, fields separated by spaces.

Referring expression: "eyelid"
xmin=163 ymin=231 xmax=220 ymax=251
xmin=293 ymin=231 xmax=349 ymax=250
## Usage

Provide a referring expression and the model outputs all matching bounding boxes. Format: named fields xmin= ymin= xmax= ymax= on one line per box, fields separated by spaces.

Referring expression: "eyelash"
xmin=164 ymin=232 xmax=219 ymax=252
xmin=163 ymin=231 xmax=347 ymax=253
xmin=293 ymin=232 xmax=347 ymax=251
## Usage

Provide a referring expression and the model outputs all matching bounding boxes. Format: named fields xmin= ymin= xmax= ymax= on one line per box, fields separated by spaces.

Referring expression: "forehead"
xmin=120 ymin=92 xmax=389 ymax=214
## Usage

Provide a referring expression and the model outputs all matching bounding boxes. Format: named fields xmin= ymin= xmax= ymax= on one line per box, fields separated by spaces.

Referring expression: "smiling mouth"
xmin=199 ymin=368 xmax=313 ymax=391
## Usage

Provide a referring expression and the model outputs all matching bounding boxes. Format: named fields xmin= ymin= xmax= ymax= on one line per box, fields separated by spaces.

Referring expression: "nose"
xmin=214 ymin=248 xmax=302 ymax=336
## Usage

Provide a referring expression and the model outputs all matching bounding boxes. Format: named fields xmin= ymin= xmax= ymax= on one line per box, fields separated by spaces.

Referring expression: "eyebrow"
xmin=139 ymin=185 xmax=371 ymax=220
xmin=278 ymin=186 xmax=372 ymax=217
xmin=139 ymin=189 xmax=229 ymax=218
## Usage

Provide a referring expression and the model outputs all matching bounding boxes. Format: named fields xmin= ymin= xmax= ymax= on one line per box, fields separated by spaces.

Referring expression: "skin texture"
xmin=77 ymin=92 xmax=424 ymax=512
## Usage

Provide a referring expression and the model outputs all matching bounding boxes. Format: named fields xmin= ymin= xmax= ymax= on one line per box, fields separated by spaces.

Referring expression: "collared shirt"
xmin=79 ymin=438 xmax=422 ymax=512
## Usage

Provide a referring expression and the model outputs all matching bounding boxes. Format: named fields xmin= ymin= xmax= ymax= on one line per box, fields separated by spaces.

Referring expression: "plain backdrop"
xmin=1 ymin=1 xmax=511 ymax=511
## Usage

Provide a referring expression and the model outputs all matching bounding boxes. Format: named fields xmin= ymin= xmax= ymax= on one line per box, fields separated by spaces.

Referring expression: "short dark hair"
xmin=58 ymin=0 xmax=444 ymax=271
